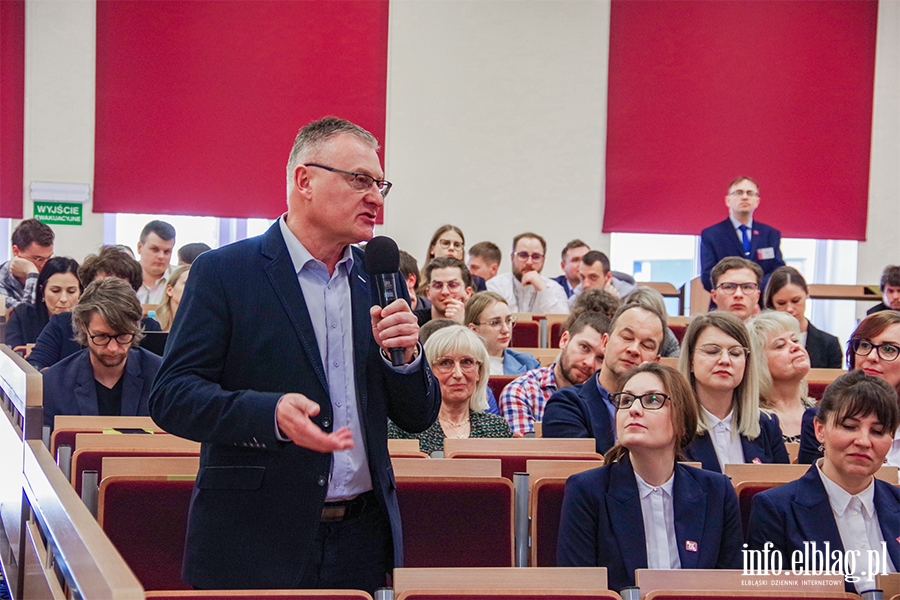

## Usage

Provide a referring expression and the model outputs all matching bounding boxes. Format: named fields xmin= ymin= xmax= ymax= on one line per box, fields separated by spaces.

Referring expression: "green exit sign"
xmin=34 ymin=201 xmax=82 ymax=226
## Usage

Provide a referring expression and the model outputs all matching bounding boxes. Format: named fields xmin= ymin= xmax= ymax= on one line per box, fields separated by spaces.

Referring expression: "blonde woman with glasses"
xmin=389 ymin=326 xmax=512 ymax=454
xmin=678 ymin=312 xmax=789 ymax=472
xmin=465 ymin=291 xmax=539 ymax=375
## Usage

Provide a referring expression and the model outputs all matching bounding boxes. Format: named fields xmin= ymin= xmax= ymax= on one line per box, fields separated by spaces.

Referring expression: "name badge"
xmin=757 ymin=247 xmax=775 ymax=260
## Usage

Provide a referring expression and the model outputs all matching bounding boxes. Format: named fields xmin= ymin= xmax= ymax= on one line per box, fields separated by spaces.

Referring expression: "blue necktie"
xmin=739 ymin=224 xmax=751 ymax=257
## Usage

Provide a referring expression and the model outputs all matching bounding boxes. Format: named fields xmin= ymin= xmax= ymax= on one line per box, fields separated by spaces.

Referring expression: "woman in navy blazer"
xmin=764 ymin=266 xmax=842 ymax=369
xmin=747 ymin=370 xmax=900 ymax=593
xmin=799 ymin=311 xmax=900 ymax=465
xmin=678 ymin=312 xmax=789 ymax=472
xmin=557 ymin=363 xmax=743 ymax=592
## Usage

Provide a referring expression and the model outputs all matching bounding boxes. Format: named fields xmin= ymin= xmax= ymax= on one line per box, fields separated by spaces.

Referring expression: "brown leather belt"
xmin=320 ymin=491 xmax=376 ymax=523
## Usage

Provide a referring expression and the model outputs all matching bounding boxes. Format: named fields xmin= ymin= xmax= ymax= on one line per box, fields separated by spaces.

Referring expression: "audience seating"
xmin=549 ymin=321 xmax=564 ymax=349
xmin=487 ymin=375 xmax=516 ymax=402
xmin=509 ymin=347 xmax=558 ymax=367
xmin=807 ymin=368 xmax=844 ymax=400
xmin=389 ymin=439 xmax=429 ymax=458
xmin=51 ymin=414 xmax=165 ymax=457
xmin=510 ymin=320 xmax=540 ymax=348
xmin=392 ymin=567 xmax=612 ymax=600
xmin=444 ymin=438 xmax=601 ymax=481
xmin=395 ymin=474 xmax=514 ymax=568
xmin=636 ymin=569 xmax=849 ymax=598
xmin=525 ymin=460 xmax=604 ymax=567
xmin=689 ymin=277 xmax=710 ymax=316
xmin=96 ymin=456 xmax=200 ymax=590
xmin=392 ymin=457 xmax=502 ymax=478
xmin=145 ymin=592 xmax=373 ymax=599
xmin=70 ymin=432 xmax=199 ymax=495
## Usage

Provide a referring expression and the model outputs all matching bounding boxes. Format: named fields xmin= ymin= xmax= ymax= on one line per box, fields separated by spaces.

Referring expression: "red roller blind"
xmin=603 ymin=0 xmax=877 ymax=241
xmin=94 ymin=1 xmax=388 ymax=219
xmin=0 ymin=0 xmax=25 ymax=219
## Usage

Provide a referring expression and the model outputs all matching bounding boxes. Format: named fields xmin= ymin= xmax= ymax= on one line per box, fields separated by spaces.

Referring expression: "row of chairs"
xmin=49 ymin=420 xmax=900 ymax=594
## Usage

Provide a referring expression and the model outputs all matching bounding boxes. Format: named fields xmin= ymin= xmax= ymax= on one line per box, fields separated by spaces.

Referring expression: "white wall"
xmin=857 ymin=0 xmax=900 ymax=306
xmin=22 ymin=0 xmax=102 ymax=263
xmin=384 ymin=0 xmax=611 ymax=275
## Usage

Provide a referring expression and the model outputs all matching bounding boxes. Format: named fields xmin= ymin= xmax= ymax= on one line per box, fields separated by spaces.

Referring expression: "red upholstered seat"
xmin=735 ymin=481 xmax=780 ymax=535
xmin=531 ymin=479 xmax=568 ymax=567
xmin=549 ymin=321 xmax=563 ymax=349
xmin=510 ymin=320 xmax=539 ymax=348
xmin=395 ymin=477 xmax=514 ymax=568
xmin=99 ymin=477 xmax=195 ymax=591
xmin=808 ymin=381 xmax=828 ymax=400
xmin=669 ymin=324 xmax=687 ymax=344
xmin=487 ymin=375 xmax=516 ymax=402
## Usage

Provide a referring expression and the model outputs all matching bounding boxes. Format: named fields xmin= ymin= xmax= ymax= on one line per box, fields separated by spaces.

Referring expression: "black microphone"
xmin=364 ymin=236 xmax=406 ymax=367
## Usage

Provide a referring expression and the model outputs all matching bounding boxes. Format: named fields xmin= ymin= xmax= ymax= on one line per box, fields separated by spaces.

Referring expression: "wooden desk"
xmin=807 ymin=283 xmax=880 ymax=301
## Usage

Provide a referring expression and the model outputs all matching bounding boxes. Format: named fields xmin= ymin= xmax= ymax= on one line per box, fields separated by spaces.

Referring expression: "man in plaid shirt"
xmin=499 ymin=312 xmax=609 ymax=436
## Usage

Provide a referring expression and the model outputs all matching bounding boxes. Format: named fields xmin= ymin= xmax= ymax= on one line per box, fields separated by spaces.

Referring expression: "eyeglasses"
xmin=303 ymin=163 xmax=392 ymax=198
xmin=696 ymin=344 xmax=749 ymax=360
xmin=432 ymin=356 xmax=481 ymax=374
xmin=715 ymin=282 xmax=759 ymax=294
xmin=728 ymin=190 xmax=759 ymax=198
xmin=515 ymin=252 xmax=544 ymax=262
xmin=20 ymin=252 xmax=53 ymax=266
xmin=475 ymin=316 xmax=517 ymax=330
xmin=429 ymin=280 xmax=463 ymax=292
xmin=610 ymin=392 xmax=670 ymax=411
xmin=87 ymin=332 xmax=135 ymax=346
xmin=437 ymin=239 xmax=464 ymax=251
xmin=850 ymin=338 xmax=900 ymax=362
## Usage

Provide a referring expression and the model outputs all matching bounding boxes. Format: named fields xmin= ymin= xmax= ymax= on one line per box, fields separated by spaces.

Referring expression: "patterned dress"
xmin=388 ymin=410 xmax=512 ymax=454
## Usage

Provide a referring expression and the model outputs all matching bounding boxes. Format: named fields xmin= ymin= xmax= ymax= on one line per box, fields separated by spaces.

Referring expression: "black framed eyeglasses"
xmin=850 ymin=338 xmax=900 ymax=362
xmin=610 ymin=392 xmax=670 ymax=410
xmin=515 ymin=251 xmax=544 ymax=262
xmin=88 ymin=332 xmax=135 ymax=346
xmin=715 ymin=282 xmax=759 ymax=294
xmin=304 ymin=163 xmax=392 ymax=197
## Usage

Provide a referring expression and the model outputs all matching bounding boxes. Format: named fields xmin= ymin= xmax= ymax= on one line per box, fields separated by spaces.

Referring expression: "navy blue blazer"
xmin=541 ymin=375 xmax=616 ymax=455
xmin=28 ymin=311 xmax=161 ymax=370
xmin=805 ymin=321 xmax=843 ymax=369
xmin=5 ymin=302 xmax=48 ymax=348
xmin=684 ymin=412 xmax=790 ymax=473
xmin=798 ymin=406 xmax=822 ymax=464
xmin=149 ymin=221 xmax=440 ymax=590
xmin=43 ymin=346 xmax=161 ymax=428
xmin=747 ymin=464 xmax=900 ymax=593
xmin=699 ymin=218 xmax=785 ymax=292
xmin=503 ymin=348 xmax=540 ymax=375
xmin=557 ymin=456 xmax=743 ymax=592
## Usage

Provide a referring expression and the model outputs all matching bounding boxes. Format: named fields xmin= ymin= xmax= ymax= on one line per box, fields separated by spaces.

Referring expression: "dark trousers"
xmin=298 ymin=494 xmax=392 ymax=595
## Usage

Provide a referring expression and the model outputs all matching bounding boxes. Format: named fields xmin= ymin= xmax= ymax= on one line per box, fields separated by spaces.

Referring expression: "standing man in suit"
xmin=43 ymin=277 xmax=161 ymax=428
xmin=149 ymin=117 xmax=440 ymax=594
xmin=700 ymin=176 xmax=784 ymax=294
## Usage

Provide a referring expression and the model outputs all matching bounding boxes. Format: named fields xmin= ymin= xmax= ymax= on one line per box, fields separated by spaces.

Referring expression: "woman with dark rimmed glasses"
xmin=557 ymin=362 xmax=742 ymax=592
xmin=799 ymin=311 xmax=900 ymax=465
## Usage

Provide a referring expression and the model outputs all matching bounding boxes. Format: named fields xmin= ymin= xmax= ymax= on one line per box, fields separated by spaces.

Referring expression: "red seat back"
xmin=511 ymin=321 xmax=539 ymax=348
xmin=99 ymin=477 xmax=195 ymax=591
xmin=532 ymin=479 xmax=568 ymax=567
xmin=487 ymin=375 xmax=516 ymax=402
xmin=395 ymin=477 xmax=514 ymax=568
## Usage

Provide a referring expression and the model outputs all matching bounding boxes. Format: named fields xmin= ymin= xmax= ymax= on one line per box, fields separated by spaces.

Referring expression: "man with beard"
xmin=42 ymin=277 xmax=161 ymax=429
xmin=487 ymin=232 xmax=569 ymax=314
xmin=542 ymin=304 xmax=665 ymax=454
xmin=498 ymin=312 xmax=609 ymax=436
